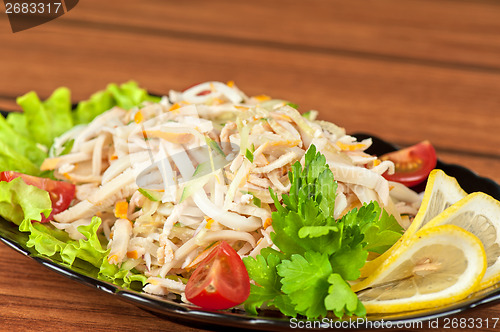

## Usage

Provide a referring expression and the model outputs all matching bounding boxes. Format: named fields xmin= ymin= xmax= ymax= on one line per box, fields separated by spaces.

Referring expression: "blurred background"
xmin=1 ymin=1 xmax=500 ymax=330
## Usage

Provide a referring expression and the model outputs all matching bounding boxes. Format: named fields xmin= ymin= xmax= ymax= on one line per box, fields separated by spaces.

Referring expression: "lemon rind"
xmin=359 ymin=225 xmax=487 ymax=313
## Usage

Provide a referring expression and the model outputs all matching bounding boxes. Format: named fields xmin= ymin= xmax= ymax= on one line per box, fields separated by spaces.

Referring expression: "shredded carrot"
xmin=226 ymin=80 xmax=235 ymax=88
xmin=336 ymin=141 xmax=367 ymax=151
xmin=270 ymin=139 xmax=301 ymax=147
xmin=211 ymin=98 xmax=224 ymax=105
xmin=108 ymin=254 xmax=119 ymax=264
xmin=373 ymin=159 xmax=381 ymax=167
xmin=253 ymin=95 xmax=271 ymax=102
xmin=205 ymin=217 xmax=215 ymax=230
xmin=62 ymin=172 xmax=72 ymax=180
xmin=264 ymin=218 xmax=273 ymax=229
xmin=270 ymin=113 xmax=292 ymax=122
xmin=169 ymin=103 xmax=181 ymax=112
xmin=134 ymin=111 xmax=144 ymax=124
xmin=253 ymin=94 xmax=271 ymax=102
xmin=110 ymin=154 xmax=118 ymax=161
xmin=127 ymin=250 xmax=139 ymax=259
xmin=114 ymin=201 xmax=129 ymax=219
xmin=148 ymin=278 xmax=159 ymax=286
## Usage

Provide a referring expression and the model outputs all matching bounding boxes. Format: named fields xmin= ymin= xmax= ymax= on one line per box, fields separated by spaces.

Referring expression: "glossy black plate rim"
xmin=1 ymin=132 xmax=500 ymax=331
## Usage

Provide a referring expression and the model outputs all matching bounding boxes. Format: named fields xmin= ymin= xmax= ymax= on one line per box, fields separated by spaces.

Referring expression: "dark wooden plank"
xmin=0 ymin=245 xmax=209 ymax=332
xmin=65 ymin=0 xmax=500 ymax=69
xmin=1 ymin=2 xmax=500 ymax=329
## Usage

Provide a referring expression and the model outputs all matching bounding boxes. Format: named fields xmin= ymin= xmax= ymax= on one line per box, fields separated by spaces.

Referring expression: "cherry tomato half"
xmin=380 ymin=140 xmax=437 ymax=188
xmin=0 ymin=171 xmax=75 ymax=222
xmin=185 ymin=241 xmax=250 ymax=310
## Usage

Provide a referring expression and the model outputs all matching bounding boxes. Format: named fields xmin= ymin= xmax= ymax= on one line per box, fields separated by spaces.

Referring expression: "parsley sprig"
xmin=243 ymin=145 xmax=403 ymax=319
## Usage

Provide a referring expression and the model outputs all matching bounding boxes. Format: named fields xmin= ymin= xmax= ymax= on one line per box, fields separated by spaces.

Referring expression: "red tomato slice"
xmin=380 ymin=140 xmax=437 ymax=187
xmin=185 ymin=241 xmax=250 ymax=310
xmin=0 ymin=171 xmax=75 ymax=222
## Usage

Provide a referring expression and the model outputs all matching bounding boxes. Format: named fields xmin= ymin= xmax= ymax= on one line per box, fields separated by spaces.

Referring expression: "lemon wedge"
xmin=422 ymin=192 xmax=500 ymax=290
xmin=359 ymin=169 xmax=467 ymax=278
xmin=356 ymin=225 xmax=487 ymax=313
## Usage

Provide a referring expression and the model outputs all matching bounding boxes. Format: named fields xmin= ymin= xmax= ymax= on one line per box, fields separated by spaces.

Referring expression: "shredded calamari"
xmin=42 ymin=81 xmax=421 ymax=296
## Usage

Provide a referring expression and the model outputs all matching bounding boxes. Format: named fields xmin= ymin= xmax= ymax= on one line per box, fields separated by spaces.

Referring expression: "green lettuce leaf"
xmin=22 ymin=216 xmax=107 ymax=266
xmin=0 ymin=115 xmax=46 ymax=167
xmin=72 ymin=81 xmax=160 ymax=124
xmin=23 ymin=216 xmax=146 ymax=288
xmin=108 ymin=81 xmax=160 ymax=110
xmin=0 ymin=140 xmax=42 ymax=175
xmin=5 ymin=112 xmax=29 ymax=138
xmin=0 ymin=81 xmax=159 ymax=176
xmin=16 ymin=88 xmax=73 ymax=148
xmin=99 ymin=258 xmax=148 ymax=287
xmin=0 ymin=177 xmax=51 ymax=226
xmin=0 ymin=81 xmax=157 ymax=289
xmin=73 ymin=89 xmax=114 ymax=125
xmin=43 ymin=87 xmax=74 ymax=138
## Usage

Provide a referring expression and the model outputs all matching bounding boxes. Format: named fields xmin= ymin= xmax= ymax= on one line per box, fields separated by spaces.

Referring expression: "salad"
xmin=0 ymin=81 xmax=439 ymax=319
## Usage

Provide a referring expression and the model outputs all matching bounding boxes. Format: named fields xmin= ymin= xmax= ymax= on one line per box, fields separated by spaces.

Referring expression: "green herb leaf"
xmin=59 ymin=139 xmax=75 ymax=156
xmin=138 ymin=188 xmax=162 ymax=202
xmin=245 ymin=148 xmax=254 ymax=163
xmin=325 ymin=274 xmax=366 ymax=318
xmin=252 ymin=195 xmax=262 ymax=208
xmin=243 ymin=251 xmax=284 ymax=315
xmin=298 ymin=225 xmax=339 ymax=238
xmin=205 ymin=136 xmax=226 ymax=157
xmin=246 ymin=145 xmax=403 ymax=319
xmin=301 ymin=110 xmax=318 ymax=121
xmin=278 ymin=252 xmax=332 ymax=318
xmin=341 ymin=202 xmax=404 ymax=254
xmin=330 ymin=241 xmax=368 ymax=281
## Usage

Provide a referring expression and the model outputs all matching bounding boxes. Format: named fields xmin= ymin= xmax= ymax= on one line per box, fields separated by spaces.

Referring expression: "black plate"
xmin=1 ymin=132 xmax=500 ymax=331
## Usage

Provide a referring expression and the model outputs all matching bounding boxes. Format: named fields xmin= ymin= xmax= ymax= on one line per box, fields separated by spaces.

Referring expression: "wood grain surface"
xmin=0 ymin=1 xmax=499 ymax=331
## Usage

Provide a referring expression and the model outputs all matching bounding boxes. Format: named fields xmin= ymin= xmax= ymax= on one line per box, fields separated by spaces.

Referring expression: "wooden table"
xmin=1 ymin=1 xmax=499 ymax=331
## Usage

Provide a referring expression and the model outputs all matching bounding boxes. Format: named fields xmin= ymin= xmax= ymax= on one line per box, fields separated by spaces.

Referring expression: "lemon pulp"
xmin=357 ymin=225 xmax=486 ymax=313
xmin=359 ymin=169 xmax=467 ymax=279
